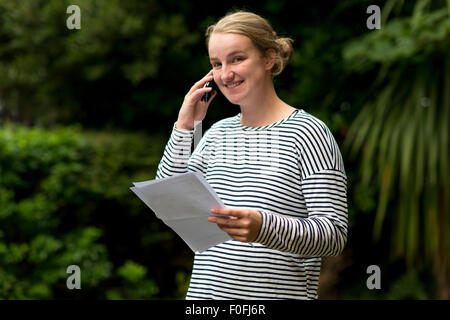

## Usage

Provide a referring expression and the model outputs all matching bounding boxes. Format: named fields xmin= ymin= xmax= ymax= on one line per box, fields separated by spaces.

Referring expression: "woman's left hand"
xmin=208 ymin=207 xmax=262 ymax=243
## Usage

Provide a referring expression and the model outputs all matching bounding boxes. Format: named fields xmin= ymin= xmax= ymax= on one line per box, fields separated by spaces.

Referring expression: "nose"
xmin=220 ymin=64 xmax=234 ymax=83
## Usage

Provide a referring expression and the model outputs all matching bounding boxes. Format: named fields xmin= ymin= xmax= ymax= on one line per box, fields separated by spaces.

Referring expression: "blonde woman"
xmin=156 ymin=10 xmax=348 ymax=299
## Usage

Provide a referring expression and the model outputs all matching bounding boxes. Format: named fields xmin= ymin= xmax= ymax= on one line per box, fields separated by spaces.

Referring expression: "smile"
xmin=226 ymin=81 xmax=244 ymax=88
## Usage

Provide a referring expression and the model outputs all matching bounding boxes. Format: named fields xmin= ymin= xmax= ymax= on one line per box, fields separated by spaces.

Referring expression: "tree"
xmin=0 ymin=0 xmax=200 ymax=129
xmin=343 ymin=0 xmax=450 ymax=299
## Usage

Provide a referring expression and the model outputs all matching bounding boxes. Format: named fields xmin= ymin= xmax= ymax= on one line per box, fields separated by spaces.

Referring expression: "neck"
xmin=239 ymin=78 xmax=293 ymax=127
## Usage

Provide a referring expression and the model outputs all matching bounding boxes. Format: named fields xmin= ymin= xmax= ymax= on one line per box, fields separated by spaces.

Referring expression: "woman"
xmin=156 ymin=10 xmax=348 ymax=299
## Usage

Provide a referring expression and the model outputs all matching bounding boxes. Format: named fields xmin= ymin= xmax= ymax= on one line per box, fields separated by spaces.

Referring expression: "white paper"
xmin=130 ymin=171 xmax=231 ymax=252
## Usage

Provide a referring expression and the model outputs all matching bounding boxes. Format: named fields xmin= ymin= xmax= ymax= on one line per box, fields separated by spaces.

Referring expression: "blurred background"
xmin=0 ymin=0 xmax=449 ymax=299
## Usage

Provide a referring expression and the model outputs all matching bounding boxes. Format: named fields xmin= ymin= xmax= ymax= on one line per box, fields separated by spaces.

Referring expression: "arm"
xmin=156 ymin=70 xmax=217 ymax=179
xmin=155 ymin=121 xmax=211 ymax=179
xmin=255 ymin=169 xmax=348 ymax=256
xmin=255 ymin=118 xmax=348 ymax=256
xmin=155 ymin=122 xmax=195 ymax=179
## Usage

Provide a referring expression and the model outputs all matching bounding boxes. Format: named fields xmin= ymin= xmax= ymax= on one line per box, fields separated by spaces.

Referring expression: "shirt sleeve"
xmin=253 ymin=118 xmax=348 ymax=257
xmin=155 ymin=121 xmax=210 ymax=179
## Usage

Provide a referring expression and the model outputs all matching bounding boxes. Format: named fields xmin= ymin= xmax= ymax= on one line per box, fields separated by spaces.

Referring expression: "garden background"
xmin=0 ymin=0 xmax=449 ymax=299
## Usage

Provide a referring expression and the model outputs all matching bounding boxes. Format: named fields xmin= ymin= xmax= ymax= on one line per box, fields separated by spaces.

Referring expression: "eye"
xmin=211 ymin=62 xmax=221 ymax=68
xmin=232 ymin=57 xmax=244 ymax=63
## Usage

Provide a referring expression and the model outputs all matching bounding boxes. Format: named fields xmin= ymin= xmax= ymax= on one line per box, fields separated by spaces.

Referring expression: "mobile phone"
xmin=201 ymin=80 xmax=217 ymax=103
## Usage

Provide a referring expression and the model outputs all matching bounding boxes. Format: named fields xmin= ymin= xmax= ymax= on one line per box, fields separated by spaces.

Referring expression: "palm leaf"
xmin=342 ymin=0 xmax=450 ymax=296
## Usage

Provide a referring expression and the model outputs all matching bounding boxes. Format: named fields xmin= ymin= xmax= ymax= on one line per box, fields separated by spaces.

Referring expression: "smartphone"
xmin=201 ymin=79 xmax=217 ymax=103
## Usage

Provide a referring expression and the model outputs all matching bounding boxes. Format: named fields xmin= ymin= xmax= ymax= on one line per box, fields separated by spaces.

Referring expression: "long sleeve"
xmin=155 ymin=121 xmax=210 ymax=179
xmin=254 ymin=117 xmax=348 ymax=257
xmin=155 ymin=121 xmax=194 ymax=179
xmin=254 ymin=169 xmax=347 ymax=256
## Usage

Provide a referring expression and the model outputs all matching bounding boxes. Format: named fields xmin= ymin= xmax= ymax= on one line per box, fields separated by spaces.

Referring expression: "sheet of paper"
xmin=130 ymin=171 xmax=231 ymax=252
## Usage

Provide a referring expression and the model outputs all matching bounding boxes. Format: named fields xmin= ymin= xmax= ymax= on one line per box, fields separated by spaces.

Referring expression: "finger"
xmin=185 ymin=87 xmax=213 ymax=105
xmin=208 ymin=216 xmax=240 ymax=227
xmin=191 ymin=86 xmax=213 ymax=103
xmin=198 ymin=72 xmax=214 ymax=86
xmin=221 ymin=229 xmax=250 ymax=242
xmin=200 ymin=90 xmax=218 ymax=105
xmin=220 ymin=226 xmax=249 ymax=237
xmin=187 ymin=74 xmax=214 ymax=96
xmin=211 ymin=207 xmax=246 ymax=218
xmin=216 ymin=219 xmax=242 ymax=228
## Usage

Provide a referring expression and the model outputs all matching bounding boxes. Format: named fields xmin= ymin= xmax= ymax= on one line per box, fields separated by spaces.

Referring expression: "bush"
xmin=0 ymin=124 xmax=192 ymax=299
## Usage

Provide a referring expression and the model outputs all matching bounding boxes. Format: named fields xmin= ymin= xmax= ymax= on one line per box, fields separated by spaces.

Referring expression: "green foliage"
xmin=386 ymin=269 xmax=430 ymax=299
xmin=0 ymin=124 xmax=189 ymax=299
xmin=343 ymin=0 xmax=450 ymax=72
xmin=340 ymin=267 xmax=432 ymax=300
xmin=174 ymin=270 xmax=191 ymax=299
xmin=342 ymin=0 xmax=450 ymax=297
xmin=118 ymin=260 xmax=147 ymax=283
xmin=106 ymin=260 xmax=159 ymax=299
xmin=0 ymin=0 xmax=200 ymax=128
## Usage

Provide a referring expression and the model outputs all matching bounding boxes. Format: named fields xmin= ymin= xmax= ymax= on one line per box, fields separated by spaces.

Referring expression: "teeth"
xmin=227 ymin=81 xmax=243 ymax=88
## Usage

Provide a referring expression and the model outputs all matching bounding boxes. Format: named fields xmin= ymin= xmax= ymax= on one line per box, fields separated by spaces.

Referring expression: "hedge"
xmin=0 ymin=124 xmax=192 ymax=299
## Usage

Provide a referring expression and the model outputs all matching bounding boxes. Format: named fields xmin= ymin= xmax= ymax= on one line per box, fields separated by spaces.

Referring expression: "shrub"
xmin=0 ymin=124 xmax=192 ymax=299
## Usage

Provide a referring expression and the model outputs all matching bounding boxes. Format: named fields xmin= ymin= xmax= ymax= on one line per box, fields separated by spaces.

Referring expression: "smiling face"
xmin=208 ymin=32 xmax=274 ymax=106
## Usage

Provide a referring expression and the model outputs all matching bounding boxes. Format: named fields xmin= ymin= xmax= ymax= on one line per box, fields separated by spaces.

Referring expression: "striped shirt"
xmin=155 ymin=108 xmax=348 ymax=299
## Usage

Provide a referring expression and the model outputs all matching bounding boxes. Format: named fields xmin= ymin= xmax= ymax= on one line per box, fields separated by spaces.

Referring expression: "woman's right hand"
xmin=176 ymin=70 xmax=217 ymax=130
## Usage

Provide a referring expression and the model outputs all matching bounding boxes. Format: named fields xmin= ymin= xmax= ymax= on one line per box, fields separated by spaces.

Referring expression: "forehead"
xmin=208 ymin=33 xmax=256 ymax=60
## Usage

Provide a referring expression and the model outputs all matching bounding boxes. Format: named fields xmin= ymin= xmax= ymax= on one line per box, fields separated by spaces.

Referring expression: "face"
xmin=208 ymin=32 xmax=274 ymax=106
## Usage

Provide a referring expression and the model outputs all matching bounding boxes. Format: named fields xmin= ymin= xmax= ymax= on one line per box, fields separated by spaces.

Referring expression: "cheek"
xmin=213 ymin=73 xmax=222 ymax=88
xmin=241 ymin=60 xmax=264 ymax=78
xmin=231 ymin=64 xmax=251 ymax=80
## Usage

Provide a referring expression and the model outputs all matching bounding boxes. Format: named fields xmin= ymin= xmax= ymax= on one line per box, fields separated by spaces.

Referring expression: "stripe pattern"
xmin=155 ymin=109 xmax=347 ymax=299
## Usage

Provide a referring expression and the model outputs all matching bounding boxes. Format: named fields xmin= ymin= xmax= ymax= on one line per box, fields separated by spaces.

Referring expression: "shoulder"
xmin=287 ymin=109 xmax=335 ymax=148
xmin=291 ymin=109 xmax=330 ymax=135
xmin=290 ymin=109 xmax=346 ymax=176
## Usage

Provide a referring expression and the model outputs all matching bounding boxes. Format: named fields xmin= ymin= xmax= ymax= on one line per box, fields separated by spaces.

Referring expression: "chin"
xmin=225 ymin=93 xmax=246 ymax=106
xmin=227 ymin=98 xmax=241 ymax=105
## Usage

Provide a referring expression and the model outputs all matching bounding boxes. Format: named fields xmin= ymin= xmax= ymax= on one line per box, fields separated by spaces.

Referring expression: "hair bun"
xmin=273 ymin=37 xmax=294 ymax=76
xmin=276 ymin=38 xmax=294 ymax=60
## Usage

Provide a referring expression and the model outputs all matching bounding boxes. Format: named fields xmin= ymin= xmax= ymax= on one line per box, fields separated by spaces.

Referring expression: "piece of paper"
xmin=130 ymin=171 xmax=231 ymax=252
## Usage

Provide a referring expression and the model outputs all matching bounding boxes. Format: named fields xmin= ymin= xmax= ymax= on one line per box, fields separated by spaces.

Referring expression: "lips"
xmin=225 ymin=80 xmax=244 ymax=89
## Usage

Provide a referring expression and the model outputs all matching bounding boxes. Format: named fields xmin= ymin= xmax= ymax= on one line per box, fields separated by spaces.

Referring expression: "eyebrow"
xmin=209 ymin=50 xmax=246 ymax=61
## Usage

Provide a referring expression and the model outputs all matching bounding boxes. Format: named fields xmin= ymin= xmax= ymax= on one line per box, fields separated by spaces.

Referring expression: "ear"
xmin=264 ymin=48 xmax=276 ymax=71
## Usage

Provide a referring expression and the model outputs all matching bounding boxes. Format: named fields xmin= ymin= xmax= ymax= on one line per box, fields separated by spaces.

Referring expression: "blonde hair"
xmin=205 ymin=11 xmax=294 ymax=77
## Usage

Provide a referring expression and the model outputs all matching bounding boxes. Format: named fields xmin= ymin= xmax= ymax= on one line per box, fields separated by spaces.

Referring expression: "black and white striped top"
xmin=155 ymin=108 xmax=348 ymax=299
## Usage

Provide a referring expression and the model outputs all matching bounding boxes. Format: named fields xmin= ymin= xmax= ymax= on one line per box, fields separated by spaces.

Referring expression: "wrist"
xmin=253 ymin=210 xmax=266 ymax=243
xmin=175 ymin=121 xmax=194 ymax=130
